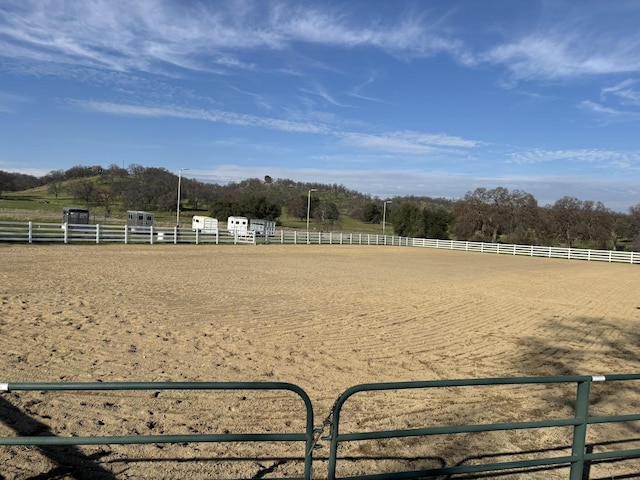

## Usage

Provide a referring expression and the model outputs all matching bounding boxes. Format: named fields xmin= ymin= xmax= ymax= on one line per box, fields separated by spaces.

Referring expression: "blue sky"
xmin=1 ymin=1 xmax=640 ymax=211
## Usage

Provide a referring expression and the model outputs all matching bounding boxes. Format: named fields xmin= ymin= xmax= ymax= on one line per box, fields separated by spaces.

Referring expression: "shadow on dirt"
xmin=0 ymin=395 xmax=115 ymax=479
xmin=327 ymin=315 xmax=640 ymax=479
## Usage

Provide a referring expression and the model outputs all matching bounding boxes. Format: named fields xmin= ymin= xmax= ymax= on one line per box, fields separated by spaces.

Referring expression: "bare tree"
xmin=70 ymin=179 xmax=96 ymax=207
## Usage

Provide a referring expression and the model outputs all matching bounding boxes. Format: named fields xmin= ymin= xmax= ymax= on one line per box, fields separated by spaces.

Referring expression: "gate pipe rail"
xmin=0 ymin=381 xmax=315 ymax=480
xmin=326 ymin=374 xmax=640 ymax=480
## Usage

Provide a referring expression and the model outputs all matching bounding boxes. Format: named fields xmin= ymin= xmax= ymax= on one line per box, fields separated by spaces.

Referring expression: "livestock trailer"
xmin=249 ymin=219 xmax=276 ymax=236
xmin=61 ymin=207 xmax=90 ymax=230
xmin=227 ymin=216 xmax=249 ymax=235
xmin=62 ymin=207 xmax=90 ymax=225
xmin=192 ymin=216 xmax=218 ymax=233
xmin=127 ymin=210 xmax=155 ymax=232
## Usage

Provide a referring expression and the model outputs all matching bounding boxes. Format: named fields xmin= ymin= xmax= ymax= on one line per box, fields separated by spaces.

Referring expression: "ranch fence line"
xmin=0 ymin=220 xmax=638 ymax=265
xmin=2 ymin=374 xmax=640 ymax=479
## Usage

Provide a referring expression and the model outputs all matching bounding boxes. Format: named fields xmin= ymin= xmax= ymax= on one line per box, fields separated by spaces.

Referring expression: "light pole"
xmin=306 ymin=188 xmax=317 ymax=234
xmin=176 ymin=168 xmax=189 ymax=226
xmin=382 ymin=200 xmax=392 ymax=235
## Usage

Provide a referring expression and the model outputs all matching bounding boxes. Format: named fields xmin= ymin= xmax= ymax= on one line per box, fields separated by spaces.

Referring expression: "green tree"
xmin=287 ymin=194 xmax=319 ymax=220
xmin=361 ymin=202 xmax=382 ymax=223
xmin=391 ymin=203 xmax=424 ymax=237
xmin=423 ymin=207 xmax=452 ymax=239
xmin=240 ymin=195 xmax=281 ymax=220
xmin=209 ymin=200 xmax=238 ymax=220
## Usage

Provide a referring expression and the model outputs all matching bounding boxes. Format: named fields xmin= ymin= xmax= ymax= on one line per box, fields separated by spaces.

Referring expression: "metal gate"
xmin=3 ymin=375 xmax=640 ymax=479
xmin=0 ymin=381 xmax=315 ymax=479
xmin=325 ymin=374 xmax=640 ymax=479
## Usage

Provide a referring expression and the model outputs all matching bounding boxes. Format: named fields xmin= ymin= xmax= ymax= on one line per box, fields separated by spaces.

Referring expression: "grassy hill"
xmin=0 ymin=177 xmax=393 ymax=234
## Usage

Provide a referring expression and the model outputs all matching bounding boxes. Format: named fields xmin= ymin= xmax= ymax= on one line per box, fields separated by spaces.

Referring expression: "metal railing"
xmin=0 ymin=381 xmax=315 ymax=480
xmin=325 ymin=374 xmax=640 ymax=480
xmin=2 ymin=375 xmax=640 ymax=479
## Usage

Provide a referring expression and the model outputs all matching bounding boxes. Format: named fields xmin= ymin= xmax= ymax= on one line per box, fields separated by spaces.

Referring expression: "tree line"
xmin=1 ymin=165 xmax=639 ymax=250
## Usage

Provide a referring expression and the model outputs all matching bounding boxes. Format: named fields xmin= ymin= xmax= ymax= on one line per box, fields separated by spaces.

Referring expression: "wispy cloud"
xmin=347 ymin=73 xmax=394 ymax=105
xmin=601 ymin=79 xmax=640 ymax=106
xmin=3 ymin=1 xmax=640 ymax=87
xmin=73 ymin=100 xmax=333 ymax=134
xmin=72 ymin=99 xmax=481 ymax=157
xmin=299 ymin=84 xmax=352 ymax=108
xmin=0 ymin=0 xmax=458 ymax=77
xmin=480 ymin=3 xmax=640 ymax=82
xmin=578 ymin=100 xmax=640 ymax=122
xmin=341 ymin=131 xmax=480 ymax=155
xmin=508 ymin=148 xmax=640 ymax=169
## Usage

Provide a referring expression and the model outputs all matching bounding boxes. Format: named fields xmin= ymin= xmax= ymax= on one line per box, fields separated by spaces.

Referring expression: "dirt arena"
xmin=1 ymin=244 xmax=639 ymax=479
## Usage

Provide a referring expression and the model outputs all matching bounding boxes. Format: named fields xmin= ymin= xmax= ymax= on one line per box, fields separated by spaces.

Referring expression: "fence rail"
xmin=2 ymin=375 xmax=640 ymax=479
xmin=326 ymin=374 xmax=640 ymax=480
xmin=0 ymin=381 xmax=315 ymax=480
xmin=0 ymin=221 xmax=638 ymax=264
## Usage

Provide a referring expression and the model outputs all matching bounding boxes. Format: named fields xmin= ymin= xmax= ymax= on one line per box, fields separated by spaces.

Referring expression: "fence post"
xmin=569 ymin=379 xmax=591 ymax=480
xmin=96 ymin=224 xmax=100 ymax=244
xmin=28 ymin=221 xmax=33 ymax=244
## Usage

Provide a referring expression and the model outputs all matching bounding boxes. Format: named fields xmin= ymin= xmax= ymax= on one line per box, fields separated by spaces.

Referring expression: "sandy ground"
xmin=1 ymin=244 xmax=639 ymax=479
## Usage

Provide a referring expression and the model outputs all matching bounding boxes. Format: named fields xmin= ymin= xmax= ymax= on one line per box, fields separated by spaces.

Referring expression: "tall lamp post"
xmin=382 ymin=200 xmax=392 ymax=235
xmin=306 ymin=188 xmax=317 ymax=236
xmin=176 ymin=168 xmax=189 ymax=226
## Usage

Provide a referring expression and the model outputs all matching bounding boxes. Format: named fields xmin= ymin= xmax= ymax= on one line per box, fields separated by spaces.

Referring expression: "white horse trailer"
xmin=192 ymin=216 xmax=218 ymax=233
xmin=227 ymin=216 xmax=249 ymax=235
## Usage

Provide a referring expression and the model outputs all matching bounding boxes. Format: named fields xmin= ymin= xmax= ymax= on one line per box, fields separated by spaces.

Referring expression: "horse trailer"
xmin=62 ymin=207 xmax=90 ymax=226
xmin=127 ymin=210 xmax=155 ymax=232
xmin=249 ymin=219 xmax=276 ymax=236
xmin=227 ymin=216 xmax=249 ymax=235
xmin=192 ymin=216 xmax=218 ymax=233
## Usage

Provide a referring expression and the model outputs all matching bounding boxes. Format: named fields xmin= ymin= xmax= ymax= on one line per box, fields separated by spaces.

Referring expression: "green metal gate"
xmin=0 ymin=381 xmax=315 ymax=479
xmin=325 ymin=374 xmax=640 ymax=479
xmin=3 ymin=376 xmax=640 ymax=479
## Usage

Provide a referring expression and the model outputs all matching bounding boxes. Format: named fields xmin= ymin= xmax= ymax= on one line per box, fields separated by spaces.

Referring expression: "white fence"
xmin=0 ymin=221 xmax=638 ymax=264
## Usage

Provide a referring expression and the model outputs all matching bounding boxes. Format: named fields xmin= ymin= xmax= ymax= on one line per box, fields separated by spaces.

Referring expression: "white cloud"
xmin=601 ymin=79 xmax=640 ymax=106
xmin=299 ymin=85 xmax=353 ymax=108
xmin=578 ymin=100 xmax=640 ymax=121
xmin=341 ymin=131 xmax=480 ymax=155
xmin=508 ymin=148 xmax=640 ymax=169
xmin=0 ymin=0 xmax=459 ymax=78
xmin=73 ymin=100 xmax=333 ymax=134
xmin=71 ymin=99 xmax=482 ymax=156
xmin=480 ymin=3 xmax=640 ymax=82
